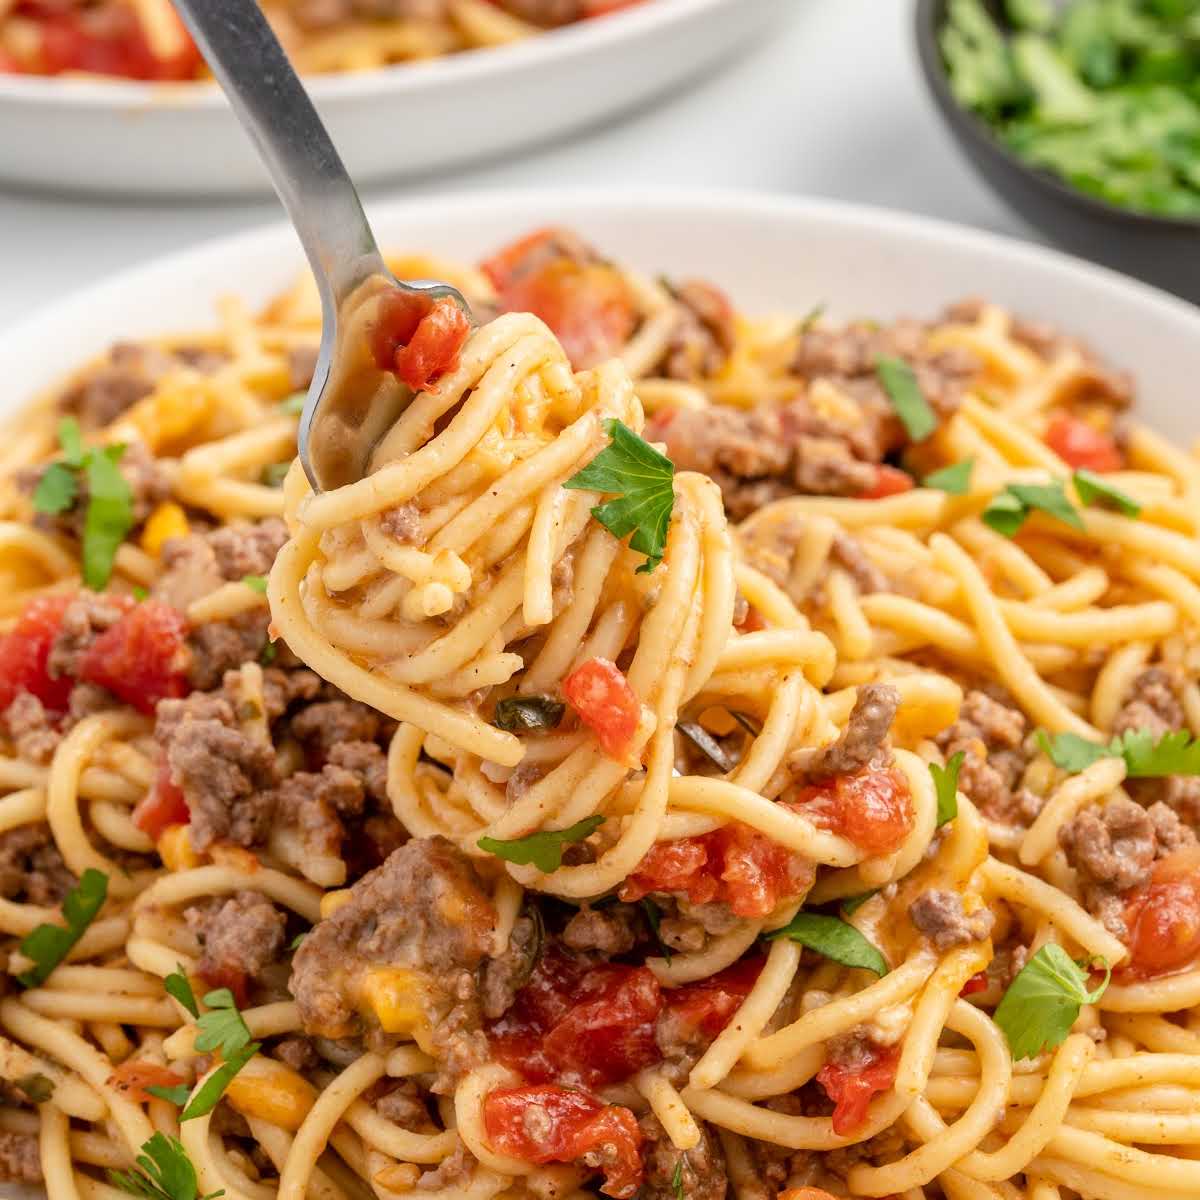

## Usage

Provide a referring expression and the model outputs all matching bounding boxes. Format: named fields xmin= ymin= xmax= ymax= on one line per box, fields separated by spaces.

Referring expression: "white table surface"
xmin=0 ymin=0 xmax=1182 ymax=328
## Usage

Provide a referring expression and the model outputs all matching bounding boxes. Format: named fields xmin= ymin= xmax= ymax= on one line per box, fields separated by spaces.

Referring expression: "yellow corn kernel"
xmin=320 ymin=889 xmax=353 ymax=919
xmin=361 ymin=967 xmax=428 ymax=1037
xmin=141 ymin=502 xmax=189 ymax=557
xmin=127 ymin=380 xmax=213 ymax=451
xmin=157 ymin=824 xmax=198 ymax=872
xmin=224 ymin=1063 xmax=316 ymax=1131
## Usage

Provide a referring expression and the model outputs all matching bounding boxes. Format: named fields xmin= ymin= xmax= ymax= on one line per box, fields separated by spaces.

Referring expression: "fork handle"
xmin=172 ymin=0 xmax=386 ymax=300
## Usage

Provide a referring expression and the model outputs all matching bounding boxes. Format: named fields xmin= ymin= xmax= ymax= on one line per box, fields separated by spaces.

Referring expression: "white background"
xmin=0 ymin=0 xmax=1185 ymax=326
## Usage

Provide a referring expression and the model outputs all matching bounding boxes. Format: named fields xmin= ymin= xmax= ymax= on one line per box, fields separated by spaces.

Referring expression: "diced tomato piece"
xmin=78 ymin=599 xmax=189 ymax=715
xmin=817 ymin=1044 xmax=899 ymax=1136
xmin=0 ymin=48 xmax=23 ymax=72
xmin=1123 ymin=848 xmax=1200 ymax=977
xmin=481 ymin=229 xmax=636 ymax=369
xmin=790 ymin=766 xmax=914 ymax=856
xmin=489 ymin=947 xmax=661 ymax=1087
xmin=484 ymin=1085 xmax=643 ymax=1199
xmin=1045 ymin=414 xmax=1123 ymax=473
xmin=960 ymin=971 xmax=988 ymax=996
xmin=620 ymin=823 xmax=813 ymax=920
xmin=370 ymin=290 xmax=470 ymax=392
xmin=861 ymin=465 xmax=914 ymax=499
xmin=29 ymin=4 xmax=200 ymax=79
xmin=107 ymin=1060 xmax=185 ymax=1104
xmin=132 ymin=763 xmax=190 ymax=842
xmin=0 ymin=593 xmax=74 ymax=714
xmin=196 ymin=961 xmax=249 ymax=1009
xmin=563 ymin=657 xmax=639 ymax=759
xmin=662 ymin=957 xmax=763 ymax=1045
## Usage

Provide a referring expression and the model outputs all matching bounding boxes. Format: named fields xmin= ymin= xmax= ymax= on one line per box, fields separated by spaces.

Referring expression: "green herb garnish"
xmin=993 ymin=944 xmax=1110 ymax=1060
xmin=982 ymin=479 xmax=1082 ymax=538
xmin=766 ymin=912 xmax=888 ymax=975
xmin=841 ymin=890 xmax=879 ymax=916
xmin=241 ymin=575 xmax=268 ymax=594
xmin=18 ymin=868 xmax=108 ymax=988
xmin=14 ymin=1072 xmax=54 ymax=1103
xmin=564 ymin=419 xmax=675 ymax=574
xmin=1073 ymin=468 xmax=1140 ymax=517
xmin=478 ymin=816 xmax=606 ymax=874
xmin=1039 ymin=727 xmax=1200 ymax=778
xmin=876 ymin=356 xmax=937 ymax=442
xmin=146 ymin=1083 xmax=192 ymax=1107
xmin=164 ymin=965 xmax=199 ymax=1018
xmin=108 ymin=1133 xmax=223 ymax=1200
xmin=931 ymin=751 xmax=965 ymax=827
xmin=279 ymin=392 xmax=306 ymax=415
xmin=492 ymin=695 xmax=565 ymax=733
xmin=923 ymin=459 xmax=974 ymax=494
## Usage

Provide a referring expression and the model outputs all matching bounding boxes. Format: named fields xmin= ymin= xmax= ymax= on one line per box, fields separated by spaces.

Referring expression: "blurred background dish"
xmin=915 ymin=0 xmax=1200 ymax=294
xmin=0 ymin=0 xmax=780 ymax=195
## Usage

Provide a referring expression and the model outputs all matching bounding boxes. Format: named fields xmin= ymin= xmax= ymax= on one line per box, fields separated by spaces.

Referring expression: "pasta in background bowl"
xmin=2 ymin=191 xmax=1200 ymax=1200
xmin=0 ymin=0 xmax=779 ymax=194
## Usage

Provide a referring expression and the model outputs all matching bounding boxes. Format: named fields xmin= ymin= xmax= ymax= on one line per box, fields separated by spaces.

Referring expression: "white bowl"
xmin=4 ymin=189 xmax=1200 ymax=438
xmin=0 ymin=0 xmax=781 ymax=196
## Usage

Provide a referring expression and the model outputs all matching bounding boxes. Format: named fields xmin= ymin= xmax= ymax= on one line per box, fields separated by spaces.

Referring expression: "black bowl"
xmin=914 ymin=0 xmax=1200 ymax=304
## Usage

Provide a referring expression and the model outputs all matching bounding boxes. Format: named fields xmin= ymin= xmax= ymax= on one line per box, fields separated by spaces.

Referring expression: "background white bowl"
xmin=1 ymin=189 xmax=1199 ymax=1200
xmin=0 ymin=0 xmax=781 ymax=196
xmin=3 ymin=189 xmax=1199 ymax=438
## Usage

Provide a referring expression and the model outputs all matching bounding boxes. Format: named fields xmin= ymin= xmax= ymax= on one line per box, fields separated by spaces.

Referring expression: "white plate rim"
xmin=0 ymin=0 xmax=739 ymax=109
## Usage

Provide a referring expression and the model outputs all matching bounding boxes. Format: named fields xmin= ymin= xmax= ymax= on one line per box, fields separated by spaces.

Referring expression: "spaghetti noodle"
xmin=0 ymin=0 xmax=649 ymax=80
xmin=0 ymin=228 xmax=1197 ymax=1200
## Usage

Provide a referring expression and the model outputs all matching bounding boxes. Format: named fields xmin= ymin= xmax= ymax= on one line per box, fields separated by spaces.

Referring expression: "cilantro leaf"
xmin=923 ymin=459 xmax=974 ymax=495
xmin=799 ymin=303 xmax=825 ymax=333
xmin=279 ymin=392 xmax=306 ymax=415
xmin=564 ymin=419 xmax=675 ymax=574
xmin=478 ymin=815 xmax=606 ymax=874
xmin=640 ymin=897 xmax=672 ymax=963
xmin=180 ymin=1043 xmax=259 ymax=1122
xmin=672 ymin=1157 xmax=685 ymax=1200
xmin=241 ymin=575 xmax=268 ymax=594
xmin=58 ymin=417 xmax=85 ymax=468
xmin=14 ymin=1072 xmax=54 ymax=1103
xmin=1038 ymin=728 xmax=1200 ymax=778
xmin=194 ymin=989 xmax=253 ymax=1056
xmin=982 ymin=480 xmax=1083 ymax=538
xmin=146 ymin=1083 xmax=192 ymax=1107
xmin=1073 ymin=469 xmax=1140 ymax=517
xmin=108 ymin=1132 xmax=223 ymax=1200
xmin=164 ymin=965 xmax=199 ymax=1019
xmin=930 ymin=752 xmax=964 ymax=827
xmin=18 ymin=868 xmax=108 ymax=987
xmin=1118 ymin=728 xmax=1200 ymax=777
xmin=32 ymin=462 xmax=79 ymax=515
xmin=259 ymin=640 xmax=277 ymax=666
xmin=83 ymin=445 xmax=134 ymax=590
xmin=876 ymin=356 xmax=937 ymax=442
xmin=1037 ymin=729 xmax=1113 ymax=773
xmin=766 ymin=912 xmax=888 ymax=975
xmin=290 ymin=933 xmax=307 ymax=951
xmin=993 ymin=944 xmax=1110 ymax=1060
xmin=492 ymin=695 xmax=565 ymax=733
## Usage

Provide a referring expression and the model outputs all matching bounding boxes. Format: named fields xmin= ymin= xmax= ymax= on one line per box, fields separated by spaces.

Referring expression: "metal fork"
xmin=171 ymin=0 xmax=474 ymax=492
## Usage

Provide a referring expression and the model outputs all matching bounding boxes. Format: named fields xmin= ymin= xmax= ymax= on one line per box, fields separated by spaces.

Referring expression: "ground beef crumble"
xmin=0 ymin=823 xmax=75 ymax=905
xmin=185 ymin=891 xmax=287 ymax=987
xmin=909 ymin=889 xmax=994 ymax=951
xmin=639 ymin=1113 xmax=727 ymax=1200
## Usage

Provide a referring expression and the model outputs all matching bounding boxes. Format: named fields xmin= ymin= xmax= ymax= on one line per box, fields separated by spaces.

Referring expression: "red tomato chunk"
xmin=563 ymin=657 xmax=639 ymax=759
xmin=78 ymin=600 xmax=189 ymax=715
xmin=0 ymin=594 xmax=74 ymax=713
xmin=1124 ymin=848 xmax=1200 ymax=978
xmin=661 ymin=957 xmax=764 ymax=1046
xmin=489 ymin=947 xmax=661 ymax=1087
xmin=481 ymin=229 xmax=637 ymax=370
xmin=107 ymin=1060 xmax=185 ymax=1105
xmin=620 ymin=822 xmax=813 ymax=919
xmin=1045 ymin=414 xmax=1123 ymax=473
xmin=790 ymin=766 xmax=914 ymax=857
xmin=484 ymin=1084 xmax=643 ymax=1198
xmin=817 ymin=1044 xmax=899 ymax=1136
xmin=861 ymin=465 xmax=914 ymax=500
xmin=132 ymin=764 xmax=190 ymax=843
xmin=371 ymin=290 xmax=470 ymax=392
